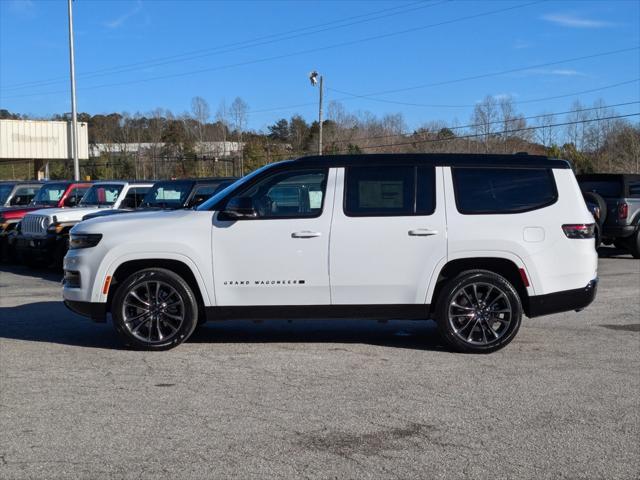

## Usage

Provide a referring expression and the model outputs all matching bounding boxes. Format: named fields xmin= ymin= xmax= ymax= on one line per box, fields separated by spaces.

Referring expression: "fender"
xmin=92 ymin=252 xmax=213 ymax=305
xmin=424 ymin=250 xmax=536 ymax=305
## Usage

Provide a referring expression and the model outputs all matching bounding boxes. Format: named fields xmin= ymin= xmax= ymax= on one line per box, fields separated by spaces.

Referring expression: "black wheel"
xmin=629 ymin=231 xmax=640 ymax=259
xmin=583 ymin=191 xmax=607 ymax=226
xmin=435 ymin=270 xmax=523 ymax=353
xmin=112 ymin=268 xmax=198 ymax=350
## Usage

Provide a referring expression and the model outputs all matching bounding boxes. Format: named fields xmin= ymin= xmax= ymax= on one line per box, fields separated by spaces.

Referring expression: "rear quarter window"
xmin=453 ymin=168 xmax=557 ymax=214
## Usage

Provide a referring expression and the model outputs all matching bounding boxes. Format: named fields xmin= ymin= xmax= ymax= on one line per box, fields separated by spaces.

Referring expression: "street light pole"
xmin=309 ymin=71 xmax=323 ymax=156
xmin=318 ymin=75 xmax=323 ymax=156
xmin=67 ymin=0 xmax=80 ymax=181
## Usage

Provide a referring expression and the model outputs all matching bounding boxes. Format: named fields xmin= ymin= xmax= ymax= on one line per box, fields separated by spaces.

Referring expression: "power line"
xmin=325 ymin=78 xmax=640 ymax=109
xmin=345 ymin=112 xmax=640 ymax=151
xmin=326 ymin=47 xmax=640 ymax=101
xmin=2 ymin=0 xmax=446 ymax=92
xmin=250 ymin=77 xmax=640 ymax=116
xmin=329 ymin=100 xmax=640 ymax=144
xmin=0 ymin=0 xmax=545 ymax=100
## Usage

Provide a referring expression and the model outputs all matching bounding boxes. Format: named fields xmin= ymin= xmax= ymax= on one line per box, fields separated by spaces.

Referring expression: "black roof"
xmin=152 ymin=177 xmax=237 ymax=184
xmin=577 ymin=173 xmax=640 ymax=181
xmin=291 ymin=153 xmax=570 ymax=169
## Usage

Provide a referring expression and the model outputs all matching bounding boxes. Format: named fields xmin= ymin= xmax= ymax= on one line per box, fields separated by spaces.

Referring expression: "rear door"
xmin=329 ymin=164 xmax=447 ymax=305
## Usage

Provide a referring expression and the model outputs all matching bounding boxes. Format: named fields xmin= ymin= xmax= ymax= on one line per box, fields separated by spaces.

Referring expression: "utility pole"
xmin=309 ymin=71 xmax=323 ymax=156
xmin=67 ymin=0 xmax=80 ymax=181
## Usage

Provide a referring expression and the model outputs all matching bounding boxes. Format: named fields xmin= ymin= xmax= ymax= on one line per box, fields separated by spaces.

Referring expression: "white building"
xmin=0 ymin=119 xmax=89 ymax=178
xmin=89 ymin=141 xmax=243 ymax=158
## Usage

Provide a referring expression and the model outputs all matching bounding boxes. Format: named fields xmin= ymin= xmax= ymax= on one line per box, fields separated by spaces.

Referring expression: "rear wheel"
xmin=112 ymin=268 xmax=198 ymax=350
xmin=629 ymin=231 xmax=640 ymax=259
xmin=435 ymin=270 xmax=522 ymax=353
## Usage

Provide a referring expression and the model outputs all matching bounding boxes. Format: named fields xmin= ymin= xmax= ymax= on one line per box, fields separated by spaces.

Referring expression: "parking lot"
xmin=0 ymin=251 xmax=638 ymax=480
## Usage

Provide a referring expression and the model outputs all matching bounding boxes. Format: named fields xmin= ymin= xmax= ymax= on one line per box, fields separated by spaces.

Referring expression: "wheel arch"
xmin=105 ymin=258 xmax=208 ymax=317
xmin=428 ymin=257 xmax=532 ymax=316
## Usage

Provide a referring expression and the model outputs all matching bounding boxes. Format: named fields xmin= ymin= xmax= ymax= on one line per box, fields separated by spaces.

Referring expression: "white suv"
xmin=63 ymin=154 xmax=598 ymax=353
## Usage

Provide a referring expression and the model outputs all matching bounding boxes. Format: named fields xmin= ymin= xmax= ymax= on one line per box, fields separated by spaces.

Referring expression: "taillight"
xmin=618 ymin=202 xmax=628 ymax=220
xmin=562 ymin=224 xmax=595 ymax=239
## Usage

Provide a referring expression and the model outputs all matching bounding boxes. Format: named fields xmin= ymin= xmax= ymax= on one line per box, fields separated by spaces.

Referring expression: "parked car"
xmin=577 ymin=174 xmax=640 ymax=258
xmin=0 ymin=181 xmax=92 ymax=262
xmin=15 ymin=181 xmax=152 ymax=267
xmin=0 ymin=181 xmax=43 ymax=207
xmin=82 ymin=177 xmax=236 ymax=221
xmin=63 ymin=154 xmax=598 ymax=352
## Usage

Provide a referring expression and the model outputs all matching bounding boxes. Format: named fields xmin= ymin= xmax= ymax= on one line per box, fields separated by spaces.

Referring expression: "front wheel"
xmin=112 ymin=268 xmax=198 ymax=350
xmin=435 ymin=270 xmax=523 ymax=353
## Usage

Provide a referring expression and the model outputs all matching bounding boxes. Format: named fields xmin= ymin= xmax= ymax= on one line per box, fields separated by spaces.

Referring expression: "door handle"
xmin=291 ymin=231 xmax=322 ymax=239
xmin=408 ymin=228 xmax=439 ymax=236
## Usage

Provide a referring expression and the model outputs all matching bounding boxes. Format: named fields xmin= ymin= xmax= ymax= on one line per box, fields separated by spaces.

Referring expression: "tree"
xmin=472 ymin=95 xmax=499 ymax=152
xmin=268 ymin=119 xmax=289 ymax=142
xmin=229 ymin=97 xmax=249 ymax=174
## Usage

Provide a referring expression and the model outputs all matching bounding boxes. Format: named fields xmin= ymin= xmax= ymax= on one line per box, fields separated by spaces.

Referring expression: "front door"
xmin=212 ymin=167 xmax=335 ymax=306
xmin=330 ymin=164 xmax=447 ymax=305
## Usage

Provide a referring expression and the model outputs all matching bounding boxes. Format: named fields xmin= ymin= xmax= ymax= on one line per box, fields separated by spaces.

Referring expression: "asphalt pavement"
xmin=0 ymin=249 xmax=638 ymax=479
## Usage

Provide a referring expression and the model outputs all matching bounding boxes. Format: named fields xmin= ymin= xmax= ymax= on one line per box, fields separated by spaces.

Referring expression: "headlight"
xmin=47 ymin=223 xmax=66 ymax=234
xmin=69 ymin=233 xmax=102 ymax=249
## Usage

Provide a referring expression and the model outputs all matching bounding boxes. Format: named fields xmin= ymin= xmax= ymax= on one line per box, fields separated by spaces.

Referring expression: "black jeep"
xmin=578 ymin=174 xmax=640 ymax=258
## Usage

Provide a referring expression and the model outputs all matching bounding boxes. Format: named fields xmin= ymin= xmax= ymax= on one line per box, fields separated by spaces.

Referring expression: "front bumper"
xmin=527 ymin=278 xmax=598 ymax=318
xmin=14 ymin=233 xmax=65 ymax=260
xmin=64 ymin=300 xmax=107 ymax=322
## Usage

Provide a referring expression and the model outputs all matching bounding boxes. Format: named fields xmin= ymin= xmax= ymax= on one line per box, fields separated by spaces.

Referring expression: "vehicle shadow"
xmin=0 ymin=301 xmax=447 ymax=352
xmin=0 ymin=263 xmax=62 ymax=281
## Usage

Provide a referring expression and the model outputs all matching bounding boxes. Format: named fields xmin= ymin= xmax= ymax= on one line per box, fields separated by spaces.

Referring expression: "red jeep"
xmin=0 ymin=181 xmax=92 ymax=262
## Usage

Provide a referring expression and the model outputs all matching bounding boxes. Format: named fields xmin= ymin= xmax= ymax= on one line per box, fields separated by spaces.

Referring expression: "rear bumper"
xmin=602 ymin=225 xmax=637 ymax=239
xmin=527 ymin=278 xmax=598 ymax=318
xmin=64 ymin=300 xmax=107 ymax=323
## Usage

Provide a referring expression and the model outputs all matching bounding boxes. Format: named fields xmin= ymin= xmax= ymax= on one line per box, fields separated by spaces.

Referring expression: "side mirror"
xmin=222 ymin=196 xmax=257 ymax=219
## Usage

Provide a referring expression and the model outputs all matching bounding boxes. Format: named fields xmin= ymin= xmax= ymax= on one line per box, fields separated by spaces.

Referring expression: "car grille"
xmin=22 ymin=214 xmax=50 ymax=237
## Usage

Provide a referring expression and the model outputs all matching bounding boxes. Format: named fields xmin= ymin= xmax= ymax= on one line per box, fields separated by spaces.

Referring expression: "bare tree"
xmin=472 ymin=95 xmax=499 ymax=152
xmin=535 ymin=112 xmax=557 ymax=148
xmin=191 ymin=96 xmax=210 ymax=146
xmin=229 ymin=97 xmax=249 ymax=174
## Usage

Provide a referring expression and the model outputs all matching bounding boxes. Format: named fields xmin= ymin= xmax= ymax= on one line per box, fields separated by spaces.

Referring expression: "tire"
xmin=583 ymin=192 xmax=607 ymax=227
xmin=435 ymin=270 xmax=523 ymax=354
xmin=112 ymin=268 xmax=199 ymax=350
xmin=629 ymin=231 xmax=640 ymax=259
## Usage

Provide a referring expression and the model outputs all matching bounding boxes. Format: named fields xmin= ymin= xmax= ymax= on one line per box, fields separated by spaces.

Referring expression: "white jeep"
xmin=16 ymin=181 xmax=152 ymax=266
xmin=63 ymin=154 xmax=598 ymax=353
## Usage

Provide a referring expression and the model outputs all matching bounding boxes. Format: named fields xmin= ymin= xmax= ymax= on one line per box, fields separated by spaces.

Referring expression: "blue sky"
xmin=1 ymin=0 xmax=638 ymax=131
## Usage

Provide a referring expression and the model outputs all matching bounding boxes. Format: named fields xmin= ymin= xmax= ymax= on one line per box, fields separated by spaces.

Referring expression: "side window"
xmin=122 ymin=187 xmax=150 ymax=208
xmin=453 ymin=168 xmax=557 ymax=214
xmin=344 ymin=165 xmax=435 ymax=216
xmin=64 ymin=187 xmax=88 ymax=207
xmin=189 ymin=185 xmax=218 ymax=207
xmin=629 ymin=182 xmax=640 ymax=198
xmin=227 ymin=168 xmax=327 ymax=219
xmin=10 ymin=186 xmax=39 ymax=206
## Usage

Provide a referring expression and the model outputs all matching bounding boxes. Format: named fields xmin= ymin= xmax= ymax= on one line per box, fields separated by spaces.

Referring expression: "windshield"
xmin=197 ymin=163 xmax=281 ymax=211
xmin=580 ymin=180 xmax=622 ymax=198
xmin=31 ymin=183 xmax=68 ymax=206
xmin=80 ymin=184 xmax=123 ymax=206
xmin=141 ymin=181 xmax=194 ymax=208
xmin=0 ymin=184 xmax=15 ymax=204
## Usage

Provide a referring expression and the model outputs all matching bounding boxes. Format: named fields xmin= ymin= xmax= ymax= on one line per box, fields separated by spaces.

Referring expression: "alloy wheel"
xmin=447 ymin=282 xmax=513 ymax=346
xmin=121 ymin=280 xmax=185 ymax=344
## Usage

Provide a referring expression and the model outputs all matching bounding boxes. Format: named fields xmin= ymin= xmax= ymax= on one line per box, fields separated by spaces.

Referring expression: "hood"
xmin=0 ymin=205 xmax=48 ymax=219
xmin=75 ymin=209 xmax=207 ymax=235
xmin=24 ymin=206 xmax=108 ymax=223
